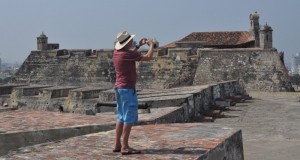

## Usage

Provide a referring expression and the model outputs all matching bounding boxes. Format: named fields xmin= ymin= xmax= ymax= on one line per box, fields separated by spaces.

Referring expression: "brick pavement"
xmin=0 ymin=107 xmax=186 ymax=156
xmin=0 ymin=107 xmax=181 ymax=134
xmin=0 ymin=110 xmax=115 ymax=134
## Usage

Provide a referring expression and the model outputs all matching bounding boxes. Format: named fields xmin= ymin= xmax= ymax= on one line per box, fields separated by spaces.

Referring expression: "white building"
xmin=291 ymin=53 xmax=300 ymax=75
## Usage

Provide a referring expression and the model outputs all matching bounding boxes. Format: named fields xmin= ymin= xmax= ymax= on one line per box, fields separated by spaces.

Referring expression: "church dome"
xmin=39 ymin=32 xmax=47 ymax=38
xmin=261 ymin=23 xmax=273 ymax=31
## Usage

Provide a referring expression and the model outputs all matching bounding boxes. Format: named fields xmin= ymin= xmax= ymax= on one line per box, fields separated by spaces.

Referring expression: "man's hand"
xmin=140 ymin=38 xmax=154 ymax=61
xmin=139 ymin=38 xmax=147 ymax=47
xmin=146 ymin=39 xmax=154 ymax=46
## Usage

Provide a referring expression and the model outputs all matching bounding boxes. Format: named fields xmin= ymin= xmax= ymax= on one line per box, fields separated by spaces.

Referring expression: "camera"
xmin=144 ymin=38 xmax=159 ymax=49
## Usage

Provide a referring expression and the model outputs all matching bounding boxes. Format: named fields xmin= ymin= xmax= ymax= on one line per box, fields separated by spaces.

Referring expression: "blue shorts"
xmin=115 ymin=88 xmax=138 ymax=125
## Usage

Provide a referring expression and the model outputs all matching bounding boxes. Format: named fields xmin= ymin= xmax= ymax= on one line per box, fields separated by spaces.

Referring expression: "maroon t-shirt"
xmin=113 ymin=49 xmax=142 ymax=89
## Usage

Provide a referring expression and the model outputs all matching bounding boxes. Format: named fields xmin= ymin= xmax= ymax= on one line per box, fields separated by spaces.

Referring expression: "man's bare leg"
xmin=121 ymin=124 xmax=133 ymax=150
xmin=114 ymin=121 xmax=123 ymax=151
xmin=121 ymin=124 xmax=141 ymax=154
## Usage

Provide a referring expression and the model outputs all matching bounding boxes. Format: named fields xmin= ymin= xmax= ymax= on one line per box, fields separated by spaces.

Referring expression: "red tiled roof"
xmin=180 ymin=31 xmax=251 ymax=45
xmin=162 ymin=41 xmax=176 ymax=48
xmin=162 ymin=31 xmax=253 ymax=48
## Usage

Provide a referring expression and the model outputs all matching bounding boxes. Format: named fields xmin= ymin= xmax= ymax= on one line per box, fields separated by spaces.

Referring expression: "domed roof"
xmin=250 ymin=11 xmax=259 ymax=20
xmin=261 ymin=23 xmax=273 ymax=31
xmin=39 ymin=32 xmax=47 ymax=38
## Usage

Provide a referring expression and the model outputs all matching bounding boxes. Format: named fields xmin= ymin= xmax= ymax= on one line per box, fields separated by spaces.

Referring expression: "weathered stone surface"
xmin=1 ymin=124 xmax=243 ymax=160
xmin=10 ymin=49 xmax=115 ymax=87
xmin=0 ymin=106 xmax=203 ymax=156
xmin=0 ymin=81 xmax=244 ymax=157
xmin=215 ymin=100 xmax=231 ymax=108
xmin=10 ymin=46 xmax=289 ymax=93
xmin=194 ymin=48 xmax=289 ymax=92
xmin=214 ymin=92 xmax=300 ymax=160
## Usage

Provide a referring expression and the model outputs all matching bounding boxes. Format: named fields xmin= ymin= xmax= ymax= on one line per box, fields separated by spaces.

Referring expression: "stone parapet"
xmin=10 ymin=85 xmax=52 ymax=99
xmin=0 ymin=84 xmax=29 ymax=107
xmin=63 ymin=87 xmax=110 ymax=113
xmin=3 ymin=81 xmax=244 ymax=115
xmin=9 ymin=85 xmax=52 ymax=108
xmin=68 ymin=87 xmax=108 ymax=100
xmin=39 ymin=86 xmax=80 ymax=99
xmin=0 ymin=84 xmax=28 ymax=95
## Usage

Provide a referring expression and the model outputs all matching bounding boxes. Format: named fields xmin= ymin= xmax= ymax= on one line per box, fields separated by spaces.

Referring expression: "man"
xmin=113 ymin=31 xmax=154 ymax=155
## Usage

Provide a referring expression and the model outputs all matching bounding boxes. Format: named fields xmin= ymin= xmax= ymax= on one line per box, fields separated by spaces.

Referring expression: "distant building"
xmin=163 ymin=11 xmax=273 ymax=50
xmin=37 ymin=32 xmax=59 ymax=50
xmin=291 ymin=53 xmax=300 ymax=75
xmin=0 ymin=57 xmax=2 ymax=71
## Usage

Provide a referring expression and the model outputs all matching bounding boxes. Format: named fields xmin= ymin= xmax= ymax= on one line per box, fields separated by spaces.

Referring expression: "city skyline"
xmin=0 ymin=0 xmax=300 ymax=64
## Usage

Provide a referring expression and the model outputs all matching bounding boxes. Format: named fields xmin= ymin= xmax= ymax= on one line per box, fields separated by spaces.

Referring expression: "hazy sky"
xmin=0 ymin=0 xmax=299 ymax=64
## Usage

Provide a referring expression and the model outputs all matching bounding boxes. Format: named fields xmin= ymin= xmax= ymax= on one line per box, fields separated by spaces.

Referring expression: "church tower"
xmin=260 ymin=23 xmax=273 ymax=49
xmin=37 ymin=32 xmax=48 ymax=50
xmin=249 ymin=11 xmax=260 ymax=47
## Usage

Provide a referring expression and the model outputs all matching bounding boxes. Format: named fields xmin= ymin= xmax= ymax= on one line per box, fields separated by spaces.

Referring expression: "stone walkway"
xmin=215 ymin=92 xmax=300 ymax=160
xmin=1 ymin=123 xmax=240 ymax=160
xmin=0 ymin=82 xmax=244 ymax=159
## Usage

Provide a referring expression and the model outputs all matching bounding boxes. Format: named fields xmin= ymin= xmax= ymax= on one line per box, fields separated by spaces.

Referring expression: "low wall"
xmin=199 ymin=130 xmax=244 ymax=160
xmin=0 ymin=124 xmax=115 ymax=156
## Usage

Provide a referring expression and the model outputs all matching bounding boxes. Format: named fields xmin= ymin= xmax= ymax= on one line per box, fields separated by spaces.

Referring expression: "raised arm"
xmin=140 ymin=39 xmax=154 ymax=61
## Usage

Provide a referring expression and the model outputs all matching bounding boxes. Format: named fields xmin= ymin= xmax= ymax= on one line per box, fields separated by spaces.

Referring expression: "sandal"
xmin=113 ymin=149 xmax=121 ymax=152
xmin=121 ymin=149 xmax=141 ymax=155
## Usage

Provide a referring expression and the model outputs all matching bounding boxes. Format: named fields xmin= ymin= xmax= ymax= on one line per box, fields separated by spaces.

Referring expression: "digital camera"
xmin=145 ymin=38 xmax=159 ymax=49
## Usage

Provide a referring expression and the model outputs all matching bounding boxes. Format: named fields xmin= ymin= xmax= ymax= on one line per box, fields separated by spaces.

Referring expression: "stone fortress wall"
xmin=10 ymin=47 xmax=200 ymax=89
xmin=10 ymin=46 xmax=288 ymax=92
xmin=194 ymin=48 xmax=289 ymax=92
xmin=10 ymin=49 xmax=115 ymax=87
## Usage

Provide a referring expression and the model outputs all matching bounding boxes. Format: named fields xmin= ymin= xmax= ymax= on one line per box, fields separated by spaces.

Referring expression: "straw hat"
xmin=115 ymin=31 xmax=135 ymax=50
